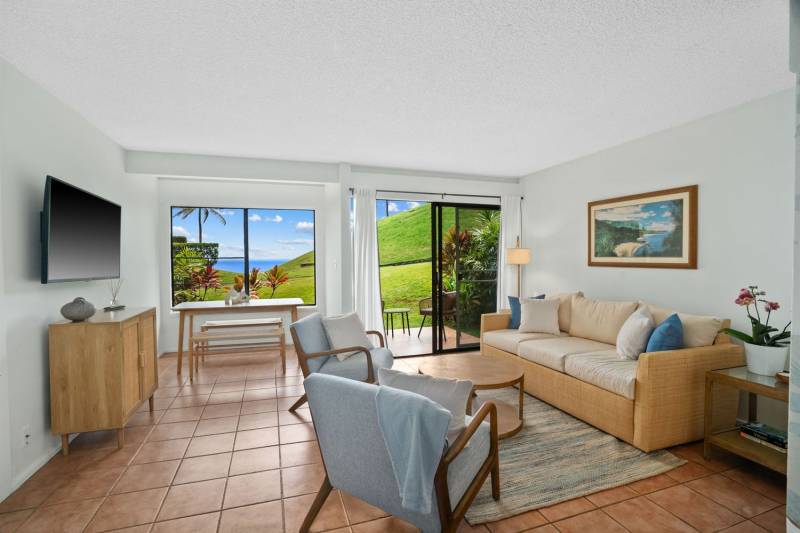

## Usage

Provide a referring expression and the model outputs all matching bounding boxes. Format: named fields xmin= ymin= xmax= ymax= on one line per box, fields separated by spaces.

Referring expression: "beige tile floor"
xmin=0 ymin=348 xmax=788 ymax=532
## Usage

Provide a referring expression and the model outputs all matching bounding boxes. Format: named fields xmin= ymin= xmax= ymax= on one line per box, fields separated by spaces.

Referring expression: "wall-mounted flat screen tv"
xmin=41 ymin=175 xmax=121 ymax=283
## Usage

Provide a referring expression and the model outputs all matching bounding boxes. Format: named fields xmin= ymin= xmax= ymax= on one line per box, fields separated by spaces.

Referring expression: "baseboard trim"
xmin=10 ymin=434 xmax=73 ymax=492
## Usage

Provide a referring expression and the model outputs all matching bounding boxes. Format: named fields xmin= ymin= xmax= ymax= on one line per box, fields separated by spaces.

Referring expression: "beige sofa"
xmin=480 ymin=293 xmax=744 ymax=452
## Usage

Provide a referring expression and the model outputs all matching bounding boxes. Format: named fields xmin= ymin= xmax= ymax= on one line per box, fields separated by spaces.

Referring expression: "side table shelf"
xmin=704 ymin=366 xmax=788 ymax=475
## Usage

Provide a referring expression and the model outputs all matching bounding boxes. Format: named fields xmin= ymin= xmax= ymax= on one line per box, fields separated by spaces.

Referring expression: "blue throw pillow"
xmin=508 ymin=294 xmax=546 ymax=329
xmin=646 ymin=313 xmax=684 ymax=352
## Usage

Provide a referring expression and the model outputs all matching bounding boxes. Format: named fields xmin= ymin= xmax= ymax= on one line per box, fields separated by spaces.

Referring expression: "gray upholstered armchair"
xmin=301 ymin=373 xmax=499 ymax=533
xmin=288 ymin=312 xmax=394 ymax=411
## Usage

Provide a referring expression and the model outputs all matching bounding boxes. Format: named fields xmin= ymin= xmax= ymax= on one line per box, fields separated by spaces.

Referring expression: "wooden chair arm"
xmin=366 ymin=330 xmax=385 ymax=348
xmin=305 ymin=346 xmax=375 ymax=382
xmin=443 ymin=401 xmax=498 ymax=465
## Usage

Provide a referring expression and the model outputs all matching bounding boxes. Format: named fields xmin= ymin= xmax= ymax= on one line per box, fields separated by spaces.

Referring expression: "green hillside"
xmin=377 ymin=205 xmax=480 ymax=265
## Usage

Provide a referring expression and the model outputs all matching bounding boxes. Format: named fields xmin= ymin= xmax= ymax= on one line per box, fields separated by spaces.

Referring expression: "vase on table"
xmin=744 ymin=343 xmax=789 ymax=376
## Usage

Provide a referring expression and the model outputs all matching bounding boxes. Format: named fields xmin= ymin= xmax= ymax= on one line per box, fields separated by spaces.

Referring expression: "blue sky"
xmin=595 ymin=200 xmax=679 ymax=233
xmin=171 ymin=207 xmax=315 ymax=260
xmin=376 ymin=200 xmax=427 ymax=220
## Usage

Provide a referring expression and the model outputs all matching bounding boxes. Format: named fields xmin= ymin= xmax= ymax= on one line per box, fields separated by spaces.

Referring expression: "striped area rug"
xmin=465 ymin=388 xmax=685 ymax=524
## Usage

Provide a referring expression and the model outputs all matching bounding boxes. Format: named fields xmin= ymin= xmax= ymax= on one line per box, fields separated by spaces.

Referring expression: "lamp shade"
xmin=506 ymin=247 xmax=531 ymax=265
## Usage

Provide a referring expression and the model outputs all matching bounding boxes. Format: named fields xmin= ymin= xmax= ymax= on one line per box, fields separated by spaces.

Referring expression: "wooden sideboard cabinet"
xmin=49 ymin=307 xmax=158 ymax=455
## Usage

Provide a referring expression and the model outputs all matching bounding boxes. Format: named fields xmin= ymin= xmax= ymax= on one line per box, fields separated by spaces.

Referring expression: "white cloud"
xmin=408 ymin=201 xmax=421 ymax=209
xmin=278 ymin=239 xmax=314 ymax=246
xmin=595 ymin=206 xmax=658 ymax=222
xmin=296 ymin=221 xmax=314 ymax=232
xmin=218 ymin=209 xmax=237 ymax=216
xmin=388 ymin=202 xmax=399 ymax=213
xmin=248 ymin=213 xmax=262 ymax=222
xmin=646 ymin=221 xmax=676 ymax=232
xmin=268 ymin=215 xmax=283 ymax=223
xmin=172 ymin=225 xmax=191 ymax=237
xmin=663 ymin=211 xmax=672 ymax=217
xmin=248 ymin=246 xmax=291 ymax=260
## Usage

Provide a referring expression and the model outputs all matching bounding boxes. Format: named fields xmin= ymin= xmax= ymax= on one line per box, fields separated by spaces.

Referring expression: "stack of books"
xmin=739 ymin=422 xmax=787 ymax=453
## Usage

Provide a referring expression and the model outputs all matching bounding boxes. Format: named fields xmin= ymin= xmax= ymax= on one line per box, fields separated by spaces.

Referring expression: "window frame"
xmin=169 ymin=205 xmax=316 ymax=306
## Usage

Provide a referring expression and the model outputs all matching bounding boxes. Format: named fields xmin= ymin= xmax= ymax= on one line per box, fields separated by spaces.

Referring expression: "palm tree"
xmin=172 ymin=207 xmax=227 ymax=225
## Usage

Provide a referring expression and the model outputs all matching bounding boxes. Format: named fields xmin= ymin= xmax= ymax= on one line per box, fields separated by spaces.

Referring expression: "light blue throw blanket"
xmin=375 ymin=385 xmax=452 ymax=514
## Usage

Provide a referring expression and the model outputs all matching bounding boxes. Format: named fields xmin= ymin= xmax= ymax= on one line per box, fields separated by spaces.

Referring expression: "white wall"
xmin=521 ymin=89 xmax=795 ymax=427
xmin=156 ymin=177 xmax=327 ymax=352
xmin=0 ymin=58 xmax=159 ymax=495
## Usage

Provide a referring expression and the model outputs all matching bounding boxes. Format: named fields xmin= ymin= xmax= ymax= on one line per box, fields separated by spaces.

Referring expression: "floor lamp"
xmin=506 ymin=237 xmax=531 ymax=298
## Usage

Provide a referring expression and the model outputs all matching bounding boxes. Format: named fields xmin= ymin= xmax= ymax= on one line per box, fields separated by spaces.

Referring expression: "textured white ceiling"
xmin=0 ymin=1 xmax=793 ymax=177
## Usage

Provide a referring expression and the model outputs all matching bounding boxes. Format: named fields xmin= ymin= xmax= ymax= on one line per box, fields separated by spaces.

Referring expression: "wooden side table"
xmin=383 ymin=308 xmax=411 ymax=337
xmin=704 ymin=366 xmax=788 ymax=474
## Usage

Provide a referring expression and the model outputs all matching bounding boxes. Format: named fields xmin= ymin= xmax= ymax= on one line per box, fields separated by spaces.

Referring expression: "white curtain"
xmin=498 ymin=195 xmax=523 ymax=309
xmin=352 ymin=188 xmax=384 ymax=332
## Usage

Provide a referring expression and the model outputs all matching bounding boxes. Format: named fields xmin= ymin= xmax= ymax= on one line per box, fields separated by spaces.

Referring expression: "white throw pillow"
xmin=616 ymin=306 xmax=655 ymax=360
xmin=518 ymin=299 xmax=561 ymax=335
xmin=322 ymin=312 xmax=373 ymax=362
xmin=378 ymin=368 xmax=473 ymax=444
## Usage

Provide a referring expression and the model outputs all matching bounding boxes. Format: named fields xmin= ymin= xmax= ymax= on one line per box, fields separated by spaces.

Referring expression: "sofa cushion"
xmin=646 ymin=313 xmax=684 ymax=352
xmin=564 ymin=350 xmax=638 ymax=400
xmin=616 ymin=307 xmax=655 ymax=360
xmin=546 ymin=291 xmax=583 ymax=332
xmin=643 ymin=303 xmax=722 ymax=347
xmin=519 ymin=299 xmax=561 ymax=335
xmin=482 ymin=329 xmax=560 ymax=354
xmin=569 ymin=296 xmax=637 ymax=345
xmin=508 ymin=294 xmax=545 ymax=329
xmin=517 ymin=336 xmax=615 ymax=372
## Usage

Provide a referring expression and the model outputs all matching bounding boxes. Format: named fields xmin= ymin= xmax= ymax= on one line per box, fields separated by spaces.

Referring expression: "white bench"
xmin=190 ymin=317 xmax=286 ymax=374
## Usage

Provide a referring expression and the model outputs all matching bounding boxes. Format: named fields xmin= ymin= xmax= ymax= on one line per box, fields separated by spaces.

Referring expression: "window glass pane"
xmin=247 ymin=209 xmax=315 ymax=304
xmin=171 ymin=207 xmax=203 ymax=305
xmin=376 ymin=200 xmax=431 ymax=333
xmin=201 ymin=208 xmax=244 ymax=301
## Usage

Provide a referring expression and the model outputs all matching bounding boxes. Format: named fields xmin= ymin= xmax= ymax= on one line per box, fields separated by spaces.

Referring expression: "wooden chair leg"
xmin=491 ymin=454 xmax=500 ymax=500
xmin=299 ymin=475 xmax=332 ymax=533
xmin=417 ymin=314 xmax=427 ymax=337
xmin=280 ymin=332 xmax=286 ymax=375
xmin=289 ymin=393 xmax=308 ymax=412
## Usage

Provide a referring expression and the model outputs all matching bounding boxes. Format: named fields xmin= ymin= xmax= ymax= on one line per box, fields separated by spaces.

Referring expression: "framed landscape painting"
xmin=588 ymin=185 xmax=697 ymax=269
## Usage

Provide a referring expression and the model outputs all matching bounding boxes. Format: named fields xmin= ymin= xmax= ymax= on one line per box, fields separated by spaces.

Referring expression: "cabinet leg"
xmin=61 ymin=434 xmax=69 ymax=456
xmin=117 ymin=428 xmax=124 ymax=449
xmin=149 ymin=396 xmax=154 ymax=412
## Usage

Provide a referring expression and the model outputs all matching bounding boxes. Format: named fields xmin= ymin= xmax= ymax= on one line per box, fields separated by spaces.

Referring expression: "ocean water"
xmin=214 ymin=259 xmax=289 ymax=273
xmin=633 ymin=233 xmax=669 ymax=256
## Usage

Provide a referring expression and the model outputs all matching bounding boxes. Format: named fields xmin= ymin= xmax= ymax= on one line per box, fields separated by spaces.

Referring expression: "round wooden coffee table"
xmin=418 ymin=354 xmax=524 ymax=439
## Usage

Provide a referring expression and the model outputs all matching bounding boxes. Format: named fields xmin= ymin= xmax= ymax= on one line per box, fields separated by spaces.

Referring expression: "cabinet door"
xmin=139 ymin=313 xmax=157 ymax=397
xmin=122 ymin=321 xmax=142 ymax=416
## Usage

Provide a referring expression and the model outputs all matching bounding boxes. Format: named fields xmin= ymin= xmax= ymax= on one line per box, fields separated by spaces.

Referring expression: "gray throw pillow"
xmin=378 ymin=368 xmax=473 ymax=444
xmin=322 ymin=312 xmax=373 ymax=361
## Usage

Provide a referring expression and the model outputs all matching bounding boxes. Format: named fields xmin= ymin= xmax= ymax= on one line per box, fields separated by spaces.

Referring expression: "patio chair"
xmin=418 ymin=291 xmax=458 ymax=338
xmin=301 ymin=373 xmax=499 ymax=533
xmin=288 ymin=312 xmax=393 ymax=411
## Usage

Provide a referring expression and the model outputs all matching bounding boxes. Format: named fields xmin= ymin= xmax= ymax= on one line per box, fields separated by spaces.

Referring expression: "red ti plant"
xmin=248 ymin=267 xmax=264 ymax=298
xmin=191 ymin=264 xmax=222 ymax=300
xmin=264 ymin=265 xmax=289 ymax=298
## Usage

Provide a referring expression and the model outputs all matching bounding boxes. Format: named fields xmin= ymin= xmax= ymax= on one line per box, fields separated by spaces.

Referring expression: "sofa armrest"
xmin=480 ymin=312 xmax=511 ymax=336
xmin=633 ymin=343 xmax=744 ymax=452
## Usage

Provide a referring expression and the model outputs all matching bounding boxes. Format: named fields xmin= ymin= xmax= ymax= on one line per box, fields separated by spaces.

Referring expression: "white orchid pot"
xmin=744 ymin=343 xmax=789 ymax=376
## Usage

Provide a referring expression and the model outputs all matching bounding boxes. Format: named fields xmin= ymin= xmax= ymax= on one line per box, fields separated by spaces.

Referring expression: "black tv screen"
xmin=41 ymin=176 xmax=121 ymax=283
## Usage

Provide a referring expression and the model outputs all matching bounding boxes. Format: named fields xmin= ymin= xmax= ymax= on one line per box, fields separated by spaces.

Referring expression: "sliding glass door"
xmin=431 ymin=203 xmax=500 ymax=352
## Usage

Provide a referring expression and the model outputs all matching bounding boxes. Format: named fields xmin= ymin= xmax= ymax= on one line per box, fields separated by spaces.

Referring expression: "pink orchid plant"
xmin=723 ymin=285 xmax=791 ymax=347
